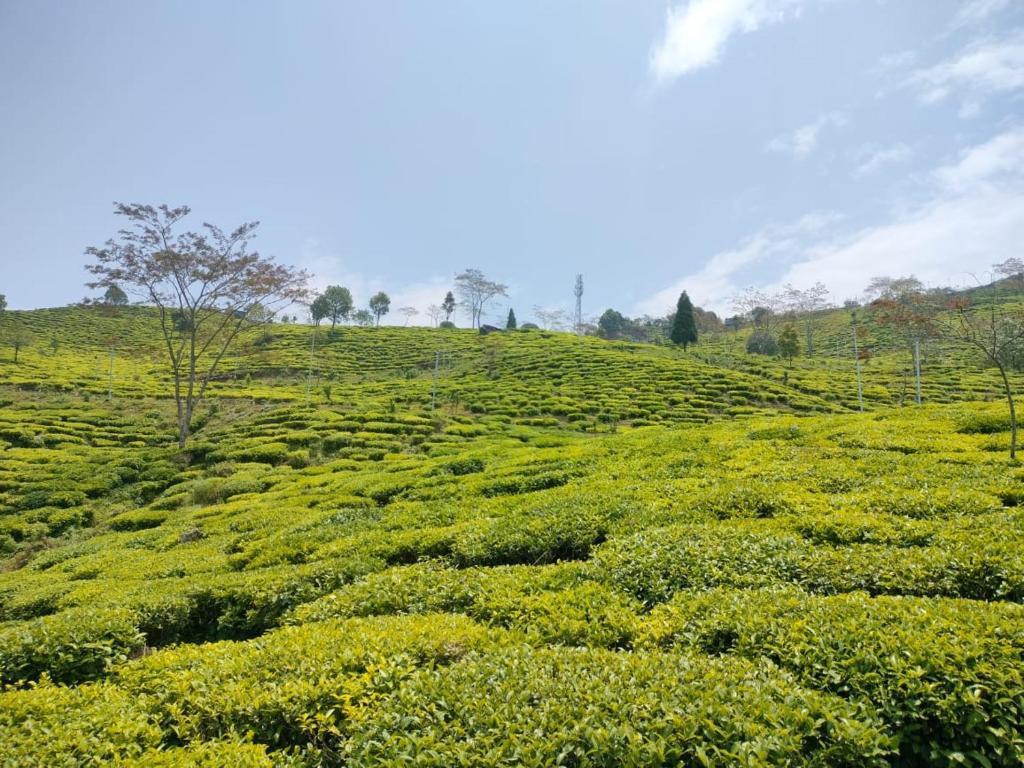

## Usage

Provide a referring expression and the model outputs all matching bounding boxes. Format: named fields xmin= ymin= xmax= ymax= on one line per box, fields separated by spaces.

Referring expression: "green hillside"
xmin=1 ymin=307 xmax=1023 ymax=766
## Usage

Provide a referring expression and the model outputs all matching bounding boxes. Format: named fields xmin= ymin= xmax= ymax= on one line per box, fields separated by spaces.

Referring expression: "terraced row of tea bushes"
xmin=0 ymin=393 xmax=181 ymax=547
xmin=0 ymin=613 xmax=893 ymax=767
xmin=2 ymin=402 xmax=1019 ymax=687
xmin=294 ymin=569 xmax=1024 ymax=765
xmin=291 ymin=561 xmax=643 ymax=648
xmin=699 ymin=306 xmax=1024 ymax=409
xmin=640 ymin=587 xmax=1024 ymax=766
xmin=2 ymin=306 xmax=842 ymax=428
xmin=596 ymin=512 xmax=1024 ymax=604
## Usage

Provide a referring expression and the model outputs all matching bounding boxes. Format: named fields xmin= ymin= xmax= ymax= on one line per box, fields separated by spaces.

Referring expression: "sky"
xmin=1 ymin=0 xmax=1022 ymax=324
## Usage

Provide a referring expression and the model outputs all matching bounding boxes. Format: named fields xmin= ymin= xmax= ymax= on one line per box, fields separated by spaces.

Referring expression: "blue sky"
xmin=1 ymin=0 xmax=1022 ymax=323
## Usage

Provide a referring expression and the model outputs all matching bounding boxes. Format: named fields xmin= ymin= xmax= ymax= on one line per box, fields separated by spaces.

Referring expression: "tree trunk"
xmin=997 ymin=363 xmax=1017 ymax=460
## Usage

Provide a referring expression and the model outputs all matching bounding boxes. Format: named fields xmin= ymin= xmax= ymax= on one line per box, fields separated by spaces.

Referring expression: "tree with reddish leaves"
xmin=867 ymin=276 xmax=937 ymax=406
xmin=86 ymin=203 xmax=309 ymax=448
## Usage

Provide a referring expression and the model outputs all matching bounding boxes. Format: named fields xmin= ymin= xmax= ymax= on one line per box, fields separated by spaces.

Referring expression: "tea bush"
xmin=2 ymin=306 xmax=1024 ymax=765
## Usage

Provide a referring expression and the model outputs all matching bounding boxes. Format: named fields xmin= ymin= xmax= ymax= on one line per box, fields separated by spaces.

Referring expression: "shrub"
xmin=346 ymin=646 xmax=892 ymax=766
xmin=640 ymin=587 xmax=1024 ymax=766
xmin=746 ymin=330 xmax=778 ymax=355
xmin=0 ymin=606 xmax=144 ymax=685
xmin=107 ymin=510 xmax=167 ymax=532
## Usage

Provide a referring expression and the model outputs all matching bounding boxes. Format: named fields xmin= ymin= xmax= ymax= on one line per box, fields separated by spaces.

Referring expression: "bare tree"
xmin=864 ymin=275 xmax=924 ymax=302
xmin=782 ymin=282 xmax=830 ymax=355
xmin=426 ymin=305 xmax=444 ymax=327
xmin=944 ymin=293 xmax=1024 ymax=459
xmin=455 ymin=269 xmax=507 ymax=329
xmin=399 ymin=306 xmax=418 ymax=326
xmin=86 ymin=203 xmax=308 ymax=448
xmin=993 ymin=258 xmax=1024 ymax=292
xmin=731 ymin=287 xmax=784 ymax=334
xmin=533 ymin=306 xmax=567 ymax=330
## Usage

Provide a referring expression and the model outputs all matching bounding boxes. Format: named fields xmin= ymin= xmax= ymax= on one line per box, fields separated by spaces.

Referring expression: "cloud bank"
xmin=635 ymin=127 xmax=1024 ymax=316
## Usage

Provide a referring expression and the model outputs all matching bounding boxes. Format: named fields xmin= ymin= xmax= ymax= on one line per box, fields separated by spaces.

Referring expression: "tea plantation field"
xmin=1 ymin=307 xmax=1023 ymax=766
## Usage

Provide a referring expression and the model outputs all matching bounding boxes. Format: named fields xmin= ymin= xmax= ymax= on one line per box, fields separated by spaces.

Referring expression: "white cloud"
xmin=949 ymin=0 xmax=1011 ymax=30
xmin=766 ymin=112 xmax=847 ymax=158
xmin=781 ymin=189 xmax=1024 ymax=301
xmin=852 ymin=143 xmax=912 ymax=178
xmin=635 ymin=127 xmax=1024 ymax=314
xmin=650 ymin=0 xmax=803 ymax=82
xmin=932 ymin=127 xmax=1024 ymax=188
xmin=295 ymin=238 xmax=452 ymax=326
xmin=908 ymin=33 xmax=1024 ymax=106
xmin=633 ymin=213 xmax=841 ymax=316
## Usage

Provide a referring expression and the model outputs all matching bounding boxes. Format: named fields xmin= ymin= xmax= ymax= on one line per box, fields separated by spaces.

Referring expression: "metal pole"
xmin=431 ymin=351 xmax=439 ymax=411
xmin=108 ymin=348 xmax=115 ymax=402
xmin=306 ymin=323 xmax=317 ymax=406
xmin=914 ymin=338 xmax=922 ymax=405
xmin=852 ymin=314 xmax=864 ymax=412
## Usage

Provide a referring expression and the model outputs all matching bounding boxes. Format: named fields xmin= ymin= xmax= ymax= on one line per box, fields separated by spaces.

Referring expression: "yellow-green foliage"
xmin=1 ymin=307 xmax=1023 ymax=765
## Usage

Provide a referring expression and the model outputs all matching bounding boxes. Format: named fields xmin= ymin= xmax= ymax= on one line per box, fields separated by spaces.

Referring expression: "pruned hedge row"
xmin=0 ymin=614 xmax=893 ymax=767
xmin=640 ymin=587 xmax=1024 ymax=766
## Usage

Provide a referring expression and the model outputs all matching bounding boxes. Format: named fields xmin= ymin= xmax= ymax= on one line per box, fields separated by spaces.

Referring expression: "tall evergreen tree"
xmin=506 ymin=307 xmax=517 ymax=330
xmin=670 ymin=291 xmax=698 ymax=349
xmin=441 ymin=291 xmax=456 ymax=322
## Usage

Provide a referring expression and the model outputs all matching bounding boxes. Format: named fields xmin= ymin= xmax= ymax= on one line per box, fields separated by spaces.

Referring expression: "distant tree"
xmin=597 ymin=309 xmax=626 ymax=339
xmin=993 ymin=258 xmax=1024 ymax=292
xmin=310 ymin=294 xmax=330 ymax=327
xmin=103 ymin=284 xmax=129 ymax=306
xmin=782 ymin=282 xmax=830 ymax=355
xmin=455 ymin=269 xmax=507 ymax=328
xmin=85 ymin=203 xmax=308 ymax=448
xmin=247 ymin=302 xmax=276 ymax=343
xmin=869 ymin=279 xmax=937 ymax=405
xmin=534 ymin=306 xmax=566 ymax=331
xmin=692 ymin=306 xmax=723 ymax=334
xmin=746 ymin=330 xmax=778 ymax=356
xmin=4 ymin=323 xmax=33 ymax=363
xmin=864 ymin=275 xmax=924 ymax=302
xmin=438 ymin=320 xmax=456 ymax=329
xmin=723 ymin=315 xmax=744 ymax=332
xmin=321 ymin=285 xmax=353 ymax=329
xmin=0 ymin=295 xmax=6 ymax=316
xmin=943 ymin=290 xmax=1024 ymax=459
xmin=399 ymin=306 xmax=418 ymax=325
xmin=441 ymin=291 xmax=457 ymax=322
xmin=520 ymin=322 xmax=539 ymax=330
xmin=426 ymin=305 xmax=444 ymax=327
xmin=750 ymin=306 xmax=774 ymax=330
xmin=732 ymin=288 xmax=783 ymax=333
xmin=369 ymin=292 xmax=391 ymax=326
xmin=669 ymin=291 xmax=698 ymax=349
xmin=353 ymin=308 xmax=374 ymax=327
xmin=778 ymin=324 xmax=800 ymax=366
xmin=506 ymin=308 xmax=517 ymax=330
